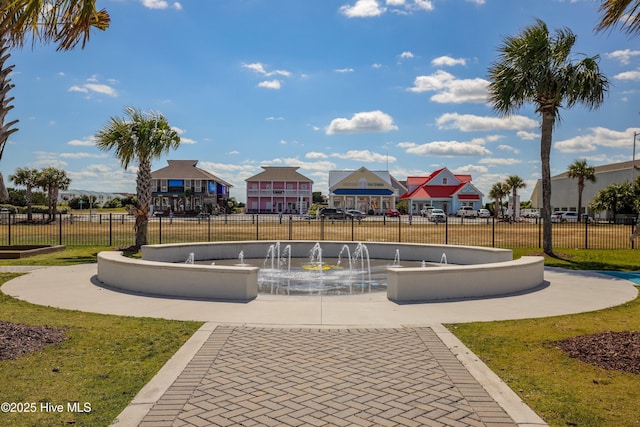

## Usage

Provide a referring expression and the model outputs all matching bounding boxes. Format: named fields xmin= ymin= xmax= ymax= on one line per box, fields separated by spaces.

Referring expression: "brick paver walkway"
xmin=140 ymin=326 xmax=516 ymax=427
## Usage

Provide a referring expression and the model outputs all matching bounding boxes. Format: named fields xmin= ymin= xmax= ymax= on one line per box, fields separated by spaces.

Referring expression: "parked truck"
xmin=456 ymin=206 xmax=478 ymax=218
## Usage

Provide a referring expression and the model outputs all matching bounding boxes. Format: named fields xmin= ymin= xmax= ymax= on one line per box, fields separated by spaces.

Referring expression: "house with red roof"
xmin=401 ymin=167 xmax=484 ymax=215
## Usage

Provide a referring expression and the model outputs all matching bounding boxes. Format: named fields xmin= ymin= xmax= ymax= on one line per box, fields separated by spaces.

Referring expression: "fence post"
xmin=59 ymin=213 xmax=63 ymax=245
xmin=158 ymin=216 xmax=162 ymax=245
xmin=208 ymin=216 xmax=211 ymax=242
xmin=445 ymin=217 xmax=449 ymax=245
xmin=109 ymin=213 xmax=113 ymax=247
xmin=351 ymin=216 xmax=355 ymax=242
xmin=492 ymin=217 xmax=495 ymax=247
xmin=288 ymin=215 xmax=292 ymax=240
xmin=7 ymin=212 xmax=11 ymax=245
xmin=320 ymin=216 xmax=325 ymax=241
xmin=584 ymin=217 xmax=588 ymax=249
xmin=255 ymin=214 xmax=259 ymax=240
xmin=398 ymin=215 xmax=401 ymax=243
xmin=538 ymin=218 xmax=542 ymax=249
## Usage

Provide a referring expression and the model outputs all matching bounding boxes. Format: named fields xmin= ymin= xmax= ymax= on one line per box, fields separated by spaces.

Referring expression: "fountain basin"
xmin=96 ymin=241 xmax=544 ymax=302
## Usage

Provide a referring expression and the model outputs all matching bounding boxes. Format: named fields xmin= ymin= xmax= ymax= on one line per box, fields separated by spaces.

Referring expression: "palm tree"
xmin=589 ymin=181 xmax=634 ymax=222
xmin=488 ymin=19 xmax=609 ymax=255
xmin=9 ymin=166 xmax=38 ymax=221
xmin=596 ymin=0 xmax=640 ymax=35
xmin=504 ymin=175 xmax=526 ymax=219
xmin=488 ymin=182 xmax=509 ymax=219
xmin=0 ymin=1 xmax=109 ymax=201
xmin=95 ymin=107 xmax=180 ymax=249
xmin=38 ymin=167 xmax=71 ymax=220
xmin=567 ymin=159 xmax=596 ymax=222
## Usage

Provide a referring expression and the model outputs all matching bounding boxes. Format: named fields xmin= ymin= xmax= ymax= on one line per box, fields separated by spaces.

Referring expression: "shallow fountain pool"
xmin=198 ymin=257 xmax=427 ymax=295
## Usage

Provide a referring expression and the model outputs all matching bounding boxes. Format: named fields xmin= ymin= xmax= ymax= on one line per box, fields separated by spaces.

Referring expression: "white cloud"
xmin=69 ymin=80 xmax=117 ymax=97
xmin=339 ymin=0 xmax=386 ymax=17
xmin=141 ymin=0 xmax=181 ymax=10
xmin=242 ymin=62 xmax=292 ymax=77
xmin=453 ymin=164 xmax=488 ymax=174
xmin=478 ymin=158 xmax=522 ymax=165
xmin=614 ymin=70 xmax=640 ymax=81
xmin=399 ymin=140 xmax=491 ymax=156
xmin=399 ymin=51 xmax=414 ymax=59
xmin=554 ymin=127 xmax=640 ymax=153
xmin=67 ymin=136 xmax=96 ymax=146
xmin=517 ymin=130 xmax=540 ymax=140
xmin=431 ymin=56 xmax=466 ymax=67
xmin=326 ymin=110 xmax=398 ymax=135
xmin=332 ymin=150 xmax=396 ymax=163
xmin=335 ymin=68 xmax=355 ymax=73
xmin=497 ymin=144 xmax=520 ymax=154
xmin=436 ymin=112 xmax=538 ymax=132
xmin=408 ymin=70 xmax=488 ymax=103
xmin=606 ymin=49 xmax=640 ymax=65
xmin=339 ymin=0 xmax=433 ymax=17
xmin=59 ymin=152 xmax=108 ymax=159
xmin=306 ymin=152 xmax=329 ymax=159
xmin=466 ymin=0 xmax=485 ymax=4
xmin=258 ymin=80 xmax=281 ymax=90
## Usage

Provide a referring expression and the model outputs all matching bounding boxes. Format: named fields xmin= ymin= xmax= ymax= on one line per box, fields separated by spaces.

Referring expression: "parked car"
xmin=478 ymin=208 xmax=490 ymax=218
xmin=319 ymin=208 xmax=351 ymax=219
xmin=429 ymin=208 xmax=447 ymax=223
xmin=386 ymin=208 xmax=401 ymax=217
xmin=521 ymin=208 xmax=540 ymax=218
xmin=346 ymin=210 xmax=365 ymax=219
xmin=551 ymin=211 xmax=579 ymax=223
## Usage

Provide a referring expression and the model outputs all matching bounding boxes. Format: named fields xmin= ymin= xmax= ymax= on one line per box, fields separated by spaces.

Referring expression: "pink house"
xmin=245 ymin=166 xmax=313 ymax=214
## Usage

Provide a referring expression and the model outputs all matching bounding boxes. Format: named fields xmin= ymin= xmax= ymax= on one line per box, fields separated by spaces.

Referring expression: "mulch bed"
xmin=0 ymin=321 xmax=67 ymax=361
xmin=557 ymin=331 xmax=640 ymax=375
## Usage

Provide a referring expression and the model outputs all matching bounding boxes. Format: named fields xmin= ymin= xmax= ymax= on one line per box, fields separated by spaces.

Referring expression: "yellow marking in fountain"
xmin=302 ymin=263 xmax=333 ymax=271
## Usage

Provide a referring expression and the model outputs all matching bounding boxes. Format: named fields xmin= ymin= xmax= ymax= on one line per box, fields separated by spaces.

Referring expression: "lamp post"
xmin=634 ymin=131 xmax=638 ymax=181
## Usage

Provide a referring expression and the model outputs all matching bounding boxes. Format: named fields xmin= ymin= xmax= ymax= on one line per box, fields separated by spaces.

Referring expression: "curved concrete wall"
xmin=97 ymin=241 xmax=544 ymax=302
xmin=141 ymin=241 xmax=513 ymax=265
xmin=97 ymin=251 xmax=258 ymax=301
xmin=386 ymin=256 xmax=545 ymax=302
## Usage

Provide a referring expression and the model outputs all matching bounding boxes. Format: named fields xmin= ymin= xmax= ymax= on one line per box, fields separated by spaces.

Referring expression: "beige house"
xmin=328 ymin=167 xmax=406 ymax=214
xmin=531 ymin=160 xmax=640 ymax=216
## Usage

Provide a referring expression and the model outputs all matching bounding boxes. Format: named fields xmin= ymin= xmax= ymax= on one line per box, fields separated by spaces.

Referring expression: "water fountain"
xmin=97 ymin=240 xmax=544 ymax=302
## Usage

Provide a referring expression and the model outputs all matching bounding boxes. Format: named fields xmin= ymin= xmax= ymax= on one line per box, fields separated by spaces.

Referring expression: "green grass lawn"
xmin=0 ymin=246 xmax=638 ymax=426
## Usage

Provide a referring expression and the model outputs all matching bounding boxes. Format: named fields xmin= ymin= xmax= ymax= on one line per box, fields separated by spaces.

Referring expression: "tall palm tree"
xmin=567 ymin=159 xmax=596 ymax=222
xmin=38 ymin=166 xmax=71 ymax=220
xmin=596 ymin=0 xmax=640 ymax=35
xmin=96 ymin=107 xmax=180 ymax=249
xmin=488 ymin=182 xmax=509 ymax=219
xmin=505 ymin=175 xmax=526 ymax=219
xmin=0 ymin=1 xmax=109 ymax=201
xmin=9 ymin=166 xmax=38 ymax=221
xmin=488 ymin=19 xmax=609 ymax=255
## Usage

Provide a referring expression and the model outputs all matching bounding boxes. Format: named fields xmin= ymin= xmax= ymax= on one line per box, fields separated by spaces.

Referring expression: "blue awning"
xmin=332 ymin=189 xmax=394 ymax=196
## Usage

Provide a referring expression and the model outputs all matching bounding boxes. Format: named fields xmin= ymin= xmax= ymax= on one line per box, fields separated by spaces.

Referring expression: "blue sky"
xmin=4 ymin=0 xmax=640 ymax=203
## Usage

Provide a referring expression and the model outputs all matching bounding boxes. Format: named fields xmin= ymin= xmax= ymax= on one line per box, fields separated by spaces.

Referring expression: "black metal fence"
xmin=0 ymin=212 xmax=637 ymax=250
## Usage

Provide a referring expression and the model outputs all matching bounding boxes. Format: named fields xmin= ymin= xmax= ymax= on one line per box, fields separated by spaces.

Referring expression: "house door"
xmin=442 ymin=202 xmax=449 ymax=214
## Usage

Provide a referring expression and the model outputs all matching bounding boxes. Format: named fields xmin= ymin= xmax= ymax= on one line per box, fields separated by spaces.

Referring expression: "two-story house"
xmin=151 ymin=160 xmax=232 ymax=214
xmin=328 ymin=167 xmax=406 ymax=214
xmin=245 ymin=166 xmax=313 ymax=214
xmin=401 ymin=167 xmax=484 ymax=215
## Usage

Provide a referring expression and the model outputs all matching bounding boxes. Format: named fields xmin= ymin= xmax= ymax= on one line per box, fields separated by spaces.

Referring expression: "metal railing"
xmin=0 ymin=212 xmax=637 ymax=250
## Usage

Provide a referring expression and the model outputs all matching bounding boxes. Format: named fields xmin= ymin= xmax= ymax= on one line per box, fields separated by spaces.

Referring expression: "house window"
xmin=442 ymin=178 xmax=448 ymax=185
xmin=194 ymin=180 xmax=202 ymax=192
xmin=161 ymin=180 xmax=167 ymax=192
xmin=168 ymin=179 xmax=184 ymax=192
xmin=185 ymin=180 xmax=191 ymax=190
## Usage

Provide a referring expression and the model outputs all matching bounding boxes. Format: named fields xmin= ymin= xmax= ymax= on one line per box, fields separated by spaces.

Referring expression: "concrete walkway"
xmin=1 ymin=265 xmax=637 ymax=426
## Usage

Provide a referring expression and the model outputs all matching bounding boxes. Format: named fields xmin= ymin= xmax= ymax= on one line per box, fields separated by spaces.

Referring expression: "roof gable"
xmin=246 ymin=166 xmax=313 ymax=183
xmin=151 ymin=160 xmax=232 ymax=186
xmin=329 ymin=167 xmax=395 ymax=192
